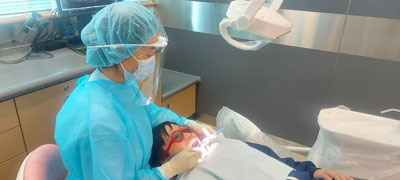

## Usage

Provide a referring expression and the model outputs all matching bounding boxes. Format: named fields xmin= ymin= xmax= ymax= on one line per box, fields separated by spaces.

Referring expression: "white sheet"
xmin=177 ymin=136 xmax=294 ymax=180
xmin=307 ymin=107 xmax=400 ymax=180
xmin=216 ymin=106 xmax=293 ymax=158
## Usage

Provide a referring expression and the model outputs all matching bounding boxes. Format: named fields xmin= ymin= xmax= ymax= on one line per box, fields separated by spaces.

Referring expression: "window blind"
xmin=0 ymin=0 xmax=54 ymax=15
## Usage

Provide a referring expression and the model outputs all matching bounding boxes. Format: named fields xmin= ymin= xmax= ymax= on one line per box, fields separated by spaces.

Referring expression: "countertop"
xmin=0 ymin=48 xmax=94 ymax=102
xmin=161 ymin=69 xmax=201 ymax=100
xmin=0 ymin=47 xmax=200 ymax=102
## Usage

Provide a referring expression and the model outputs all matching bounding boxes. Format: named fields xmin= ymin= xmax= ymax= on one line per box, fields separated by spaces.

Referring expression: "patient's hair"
xmin=150 ymin=121 xmax=178 ymax=168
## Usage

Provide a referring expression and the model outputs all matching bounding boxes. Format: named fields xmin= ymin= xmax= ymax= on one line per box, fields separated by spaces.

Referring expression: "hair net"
xmin=81 ymin=2 xmax=161 ymax=67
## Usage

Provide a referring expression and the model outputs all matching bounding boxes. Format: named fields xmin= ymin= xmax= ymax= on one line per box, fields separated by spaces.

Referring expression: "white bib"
xmin=178 ymin=137 xmax=294 ymax=180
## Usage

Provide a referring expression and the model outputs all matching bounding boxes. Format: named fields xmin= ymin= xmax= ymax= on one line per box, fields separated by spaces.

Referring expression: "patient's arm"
xmin=313 ymin=169 xmax=354 ymax=180
xmin=247 ymin=143 xmax=316 ymax=168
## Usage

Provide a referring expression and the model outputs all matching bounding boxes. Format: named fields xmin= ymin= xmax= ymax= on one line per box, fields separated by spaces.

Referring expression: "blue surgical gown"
xmin=54 ymin=73 xmax=186 ymax=180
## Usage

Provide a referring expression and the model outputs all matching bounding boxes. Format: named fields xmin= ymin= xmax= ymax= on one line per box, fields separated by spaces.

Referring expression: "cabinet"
xmin=161 ymin=84 xmax=196 ymax=118
xmin=0 ymin=99 xmax=19 ymax=134
xmin=0 ymin=127 xmax=25 ymax=163
xmin=15 ymin=79 xmax=76 ymax=153
xmin=0 ymin=153 xmax=26 ymax=180
xmin=0 ymin=99 xmax=26 ymax=180
xmin=160 ymin=69 xmax=200 ymax=118
xmin=0 ymin=79 xmax=76 ymax=179
xmin=0 ymin=100 xmax=25 ymax=163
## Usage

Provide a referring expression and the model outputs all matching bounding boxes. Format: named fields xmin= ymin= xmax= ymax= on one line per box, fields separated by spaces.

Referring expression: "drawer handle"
xmin=64 ymin=85 xmax=70 ymax=91
xmin=166 ymin=104 xmax=170 ymax=109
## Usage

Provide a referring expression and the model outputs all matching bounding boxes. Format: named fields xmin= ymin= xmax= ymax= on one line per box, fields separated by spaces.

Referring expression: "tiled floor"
xmin=196 ymin=113 xmax=308 ymax=161
xmin=196 ymin=113 xmax=217 ymax=127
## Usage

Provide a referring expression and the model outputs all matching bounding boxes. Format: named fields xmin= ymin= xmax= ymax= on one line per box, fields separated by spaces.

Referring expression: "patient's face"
xmin=162 ymin=124 xmax=199 ymax=161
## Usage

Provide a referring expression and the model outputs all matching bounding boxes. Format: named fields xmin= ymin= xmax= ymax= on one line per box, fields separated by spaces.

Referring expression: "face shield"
xmin=87 ymin=27 xmax=168 ymax=105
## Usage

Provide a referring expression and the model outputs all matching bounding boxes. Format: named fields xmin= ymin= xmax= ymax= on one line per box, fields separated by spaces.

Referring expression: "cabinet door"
xmin=162 ymin=85 xmax=196 ymax=117
xmin=0 ymin=153 xmax=26 ymax=180
xmin=15 ymin=79 xmax=77 ymax=153
xmin=0 ymin=99 xmax=19 ymax=133
xmin=0 ymin=127 xmax=25 ymax=163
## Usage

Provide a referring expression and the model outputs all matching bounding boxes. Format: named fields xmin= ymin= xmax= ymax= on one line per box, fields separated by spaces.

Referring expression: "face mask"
xmin=121 ymin=55 xmax=156 ymax=81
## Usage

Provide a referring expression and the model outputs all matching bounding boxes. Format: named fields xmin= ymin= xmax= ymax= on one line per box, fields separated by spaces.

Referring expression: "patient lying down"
xmin=150 ymin=122 xmax=354 ymax=180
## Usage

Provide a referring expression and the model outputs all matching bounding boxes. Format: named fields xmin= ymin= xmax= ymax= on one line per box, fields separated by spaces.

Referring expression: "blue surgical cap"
xmin=81 ymin=2 xmax=161 ymax=67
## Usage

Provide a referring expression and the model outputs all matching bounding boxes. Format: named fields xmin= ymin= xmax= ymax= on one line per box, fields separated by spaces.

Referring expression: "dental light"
xmin=219 ymin=0 xmax=292 ymax=50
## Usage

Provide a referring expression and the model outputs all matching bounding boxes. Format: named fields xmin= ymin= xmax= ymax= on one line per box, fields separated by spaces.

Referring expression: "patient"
xmin=150 ymin=122 xmax=354 ymax=180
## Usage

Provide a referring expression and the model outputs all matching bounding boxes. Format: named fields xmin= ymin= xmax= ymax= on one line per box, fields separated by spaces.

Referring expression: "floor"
xmin=195 ymin=113 xmax=308 ymax=161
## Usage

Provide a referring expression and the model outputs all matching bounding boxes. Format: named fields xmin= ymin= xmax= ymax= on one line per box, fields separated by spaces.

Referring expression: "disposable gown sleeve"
xmin=77 ymin=136 xmax=166 ymax=180
xmin=143 ymin=102 xmax=187 ymax=127
xmin=75 ymin=119 xmax=168 ymax=180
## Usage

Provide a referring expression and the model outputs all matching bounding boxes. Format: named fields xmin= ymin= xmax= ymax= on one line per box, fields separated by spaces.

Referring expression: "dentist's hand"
xmin=185 ymin=120 xmax=215 ymax=139
xmin=158 ymin=147 xmax=201 ymax=179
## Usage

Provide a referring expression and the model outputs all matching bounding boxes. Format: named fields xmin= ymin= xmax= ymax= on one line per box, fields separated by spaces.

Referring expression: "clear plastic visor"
xmin=89 ymin=27 xmax=168 ymax=105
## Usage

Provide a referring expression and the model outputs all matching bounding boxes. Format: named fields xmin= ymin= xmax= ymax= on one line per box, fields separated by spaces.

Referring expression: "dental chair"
xmin=16 ymin=144 xmax=67 ymax=180
xmin=216 ymin=106 xmax=400 ymax=180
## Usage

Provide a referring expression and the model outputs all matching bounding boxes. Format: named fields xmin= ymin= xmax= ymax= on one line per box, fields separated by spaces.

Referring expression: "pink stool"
xmin=17 ymin=144 xmax=67 ymax=180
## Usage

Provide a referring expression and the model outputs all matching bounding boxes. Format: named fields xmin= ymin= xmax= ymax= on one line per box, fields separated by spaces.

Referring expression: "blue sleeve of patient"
xmin=246 ymin=142 xmax=320 ymax=180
